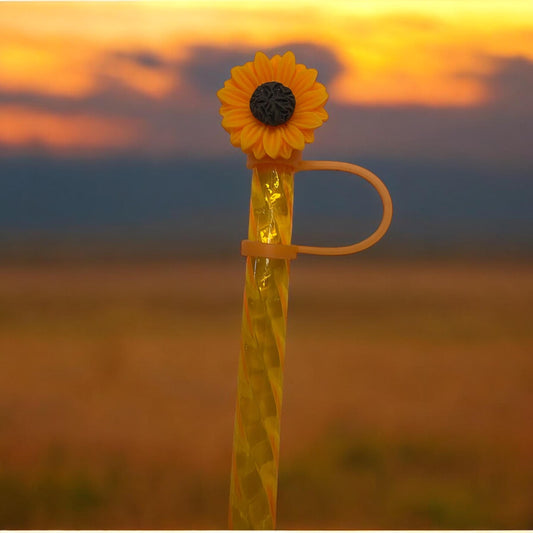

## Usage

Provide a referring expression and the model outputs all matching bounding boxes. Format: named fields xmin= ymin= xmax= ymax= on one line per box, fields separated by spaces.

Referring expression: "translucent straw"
xmin=229 ymin=161 xmax=294 ymax=529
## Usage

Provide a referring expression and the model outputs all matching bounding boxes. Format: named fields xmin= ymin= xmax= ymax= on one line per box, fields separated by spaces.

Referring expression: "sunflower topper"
xmin=220 ymin=51 xmax=393 ymax=530
xmin=217 ymin=51 xmax=328 ymax=160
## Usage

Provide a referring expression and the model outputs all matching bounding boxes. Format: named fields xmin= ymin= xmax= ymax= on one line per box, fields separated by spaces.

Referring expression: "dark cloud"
xmin=180 ymin=42 xmax=342 ymax=94
xmin=112 ymin=50 xmax=167 ymax=69
xmin=484 ymin=55 xmax=533 ymax=108
xmin=313 ymin=54 xmax=533 ymax=164
xmin=265 ymin=42 xmax=343 ymax=86
xmin=0 ymin=82 xmax=168 ymax=118
xmin=179 ymin=46 xmax=256 ymax=95
xmin=318 ymin=99 xmax=533 ymax=165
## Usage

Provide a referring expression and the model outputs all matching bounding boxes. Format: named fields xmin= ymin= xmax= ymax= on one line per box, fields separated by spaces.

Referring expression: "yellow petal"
xmin=230 ymin=64 xmax=257 ymax=93
xmin=230 ymin=129 xmax=242 ymax=147
xmin=291 ymin=67 xmax=318 ymax=98
xmin=219 ymin=103 xmax=233 ymax=115
xmin=296 ymin=88 xmax=328 ymax=111
xmin=290 ymin=111 xmax=324 ymax=129
xmin=271 ymin=54 xmax=281 ymax=72
xmin=301 ymin=129 xmax=315 ymax=143
xmin=310 ymin=80 xmax=328 ymax=92
xmin=316 ymin=107 xmax=329 ymax=121
xmin=222 ymin=108 xmax=253 ymax=129
xmin=277 ymin=51 xmax=296 ymax=86
xmin=280 ymin=141 xmax=293 ymax=159
xmin=263 ymin=127 xmax=282 ymax=158
xmin=253 ymin=141 xmax=266 ymax=159
xmin=281 ymin=123 xmax=305 ymax=151
xmin=254 ymin=51 xmax=274 ymax=83
xmin=217 ymin=86 xmax=250 ymax=106
xmin=241 ymin=122 xmax=263 ymax=152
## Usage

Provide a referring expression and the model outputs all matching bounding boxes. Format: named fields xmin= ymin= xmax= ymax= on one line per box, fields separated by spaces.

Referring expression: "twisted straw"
xmin=229 ymin=163 xmax=294 ymax=529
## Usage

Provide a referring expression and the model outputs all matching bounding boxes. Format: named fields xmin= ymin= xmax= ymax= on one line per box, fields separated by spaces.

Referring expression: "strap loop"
xmin=241 ymin=240 xmax=298 ymax=260
xmin=241 ymin=156 xmax=393 ymax=260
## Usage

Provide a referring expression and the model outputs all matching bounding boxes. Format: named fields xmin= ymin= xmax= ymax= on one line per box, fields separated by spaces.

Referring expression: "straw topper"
xmin=218 ymin=51 xmax=393 ymax=529
xmin=218 ymin=51 xmax=328 ymax=160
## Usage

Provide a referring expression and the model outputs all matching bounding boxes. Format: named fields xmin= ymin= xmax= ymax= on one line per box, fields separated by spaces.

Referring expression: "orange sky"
xmin=0 ymin=0 xmax=532 ymax=153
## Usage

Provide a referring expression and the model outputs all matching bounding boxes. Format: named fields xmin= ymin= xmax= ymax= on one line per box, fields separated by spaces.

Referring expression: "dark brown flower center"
xmin=249 ymin=81 xmax=296 ymax=126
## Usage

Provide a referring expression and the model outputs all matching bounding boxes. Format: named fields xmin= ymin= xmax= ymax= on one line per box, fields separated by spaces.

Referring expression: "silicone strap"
xmin=241 ymin=158 xmax=393 ymax=259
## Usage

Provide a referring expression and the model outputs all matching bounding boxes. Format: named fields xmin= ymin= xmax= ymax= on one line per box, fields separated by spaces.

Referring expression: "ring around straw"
xmin=218 ymin=51 xmax=392 ymax=529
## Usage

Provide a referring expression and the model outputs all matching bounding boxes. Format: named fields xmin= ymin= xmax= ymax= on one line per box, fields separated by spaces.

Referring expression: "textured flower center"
xmin=249 ymin=81 xmax=296 ymax=127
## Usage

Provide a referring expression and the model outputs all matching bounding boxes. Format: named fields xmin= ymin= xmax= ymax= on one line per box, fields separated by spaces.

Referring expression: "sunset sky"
xmin=1 ymin=0 xmax=532 ymax=163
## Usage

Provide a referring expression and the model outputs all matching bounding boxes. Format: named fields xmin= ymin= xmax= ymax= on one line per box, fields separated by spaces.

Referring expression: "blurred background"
xmin=0 ymin=0 xmax=532 ymax=529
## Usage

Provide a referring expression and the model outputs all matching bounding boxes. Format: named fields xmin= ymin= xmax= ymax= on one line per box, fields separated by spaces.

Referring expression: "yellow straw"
xmin=229 ymin=162 xmax=294 ymax=529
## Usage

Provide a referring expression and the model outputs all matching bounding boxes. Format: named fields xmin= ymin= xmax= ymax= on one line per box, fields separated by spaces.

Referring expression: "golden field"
xmin=0 ymin=257 xmax=532 ymax=529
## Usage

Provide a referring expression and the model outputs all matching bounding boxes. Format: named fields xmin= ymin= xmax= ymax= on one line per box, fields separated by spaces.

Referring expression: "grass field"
xmin=0 ymin=257 xmax=532 ymax=529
